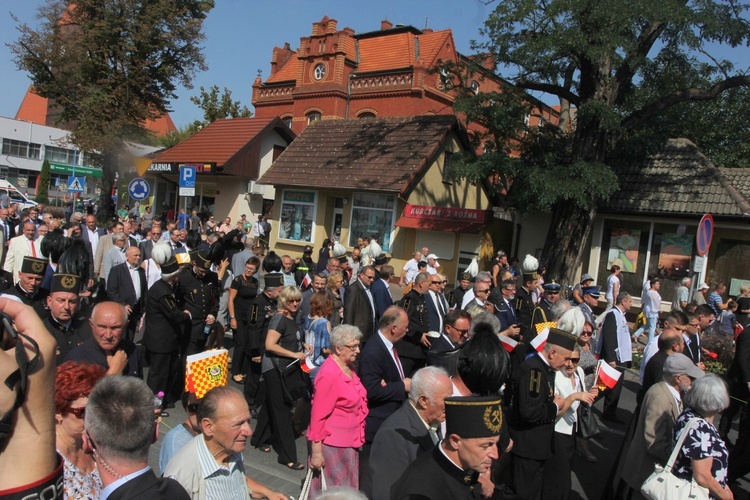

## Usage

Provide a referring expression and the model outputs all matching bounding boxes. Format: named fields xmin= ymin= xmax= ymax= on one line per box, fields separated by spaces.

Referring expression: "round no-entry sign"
xmin=696 ymin=214 xmax=714 ymax=257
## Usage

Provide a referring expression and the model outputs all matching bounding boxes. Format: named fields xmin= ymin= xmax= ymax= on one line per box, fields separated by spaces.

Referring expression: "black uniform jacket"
xmin=143 ymin=279 xmax=191 ymax=353
xmin=391 ymin=445 xmax=482 ymax=500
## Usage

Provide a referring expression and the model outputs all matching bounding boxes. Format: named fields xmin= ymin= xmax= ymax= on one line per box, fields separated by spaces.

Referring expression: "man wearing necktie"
xmin=343 ymin=265 xmax=377 ymax=343
xmin=3 ymin=221 xmax=41 ymax=284
xmin=359 ymin=306 xmax=413 ymax=497
xmin=370 ymin=366 xmax=452 ymax=500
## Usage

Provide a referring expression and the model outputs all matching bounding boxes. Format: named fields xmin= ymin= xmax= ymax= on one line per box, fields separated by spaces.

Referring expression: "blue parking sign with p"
xmin=179 ymin=165 xmax=196 ymax=187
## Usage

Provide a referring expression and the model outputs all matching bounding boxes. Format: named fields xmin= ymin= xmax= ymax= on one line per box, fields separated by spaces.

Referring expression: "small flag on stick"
xmin=596 ymin=360 xmax=622 ymax=390
xmin=499 ymin=335 xmax=518 ymax=352
xmin=530 ymin=327 xmax=549 ymax=352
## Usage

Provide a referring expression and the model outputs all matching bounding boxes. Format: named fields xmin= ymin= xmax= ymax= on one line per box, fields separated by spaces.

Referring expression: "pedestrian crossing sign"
xmin=67 ymin=176 xmax=85 ymax=193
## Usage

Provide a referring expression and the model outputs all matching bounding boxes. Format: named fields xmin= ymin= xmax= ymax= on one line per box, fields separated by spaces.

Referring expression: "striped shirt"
xmin=196 ymin=434 xmax=248 ymax=500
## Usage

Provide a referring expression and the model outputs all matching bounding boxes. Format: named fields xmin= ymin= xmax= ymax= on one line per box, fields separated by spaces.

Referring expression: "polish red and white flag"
xmin=499 ymin=335 xmax=518 ymax=352
xmin=596 ymin=361 xmax=621 ymax=389
xmin=530 ymin=328 xmax=549 ymax=352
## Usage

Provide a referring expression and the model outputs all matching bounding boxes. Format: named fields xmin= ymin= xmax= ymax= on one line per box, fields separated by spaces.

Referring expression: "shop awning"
xmin=395 ymin=205 xmax=491 ymax=233
xmin=395 ymin=216 xmax=488 ymax=233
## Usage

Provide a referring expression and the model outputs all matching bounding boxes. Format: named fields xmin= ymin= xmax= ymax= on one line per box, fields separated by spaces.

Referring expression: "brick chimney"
xmin=381 ymin=20 xmax=393 ymax=30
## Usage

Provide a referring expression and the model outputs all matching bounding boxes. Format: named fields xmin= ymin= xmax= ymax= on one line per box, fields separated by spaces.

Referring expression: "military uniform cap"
xmin=50 ymin=273 xmax=81 ymax=293
xmin=161 ymin=258 xmax=180 ymax=275
xmin=194 ymin=250 xmax=211 ymax=270
xmin=543 ymin=280 xmax=561 ymax=292
xmin=460 ymin=272 xmax=473 ymax=282
xmin=445 ymin=395 xmax=504 ymax=438
xmin=521 ymin=254 xmax=539 ymax=282
xmin=373 ymin=255 xmax=388 ymax=266
xmin=21 ymin=256 xmax=48 ymax=276
xmin=303 ymin=245 xmax=313 ymax=254
xmin=264 ymin=273 xmax=284 ymax=288
xmin=582 ymin=285 xmax=601 ymax=298
xmin=547 ymin=327 xmax=578 ymax=351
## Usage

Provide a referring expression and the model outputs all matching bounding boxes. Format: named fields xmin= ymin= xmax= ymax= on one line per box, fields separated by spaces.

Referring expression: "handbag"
xmin=577 ymin=403 xmax=601 ymax=439
xmin=273 ymin=357 xmax=308 ymax=404
xmin=300 ymin=467 xmax=327 ymax=500
xmin=641 ymin=418 xmax=709 ymax=500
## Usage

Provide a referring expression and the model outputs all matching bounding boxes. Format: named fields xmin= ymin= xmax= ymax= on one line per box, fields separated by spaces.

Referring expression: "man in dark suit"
xmin=343 ymin=265 xmax=377 ymax=342
xmin=637 ymin=328 xmax=685 ymax=406
xmin=397 ymin=271 xmax=431 ymax=377
xmin=107 ymin=246 xmax=147 ymax=341
xmin=42 ymin=273 xmax=91 ymax=364
xmin=599 ymin=292 xmax=633 ymax=423
xmin=427 ymin=309 xmax=471 ymax=368
xmin=138 ymin=226 xmax=163 ymax=262
xmin=371 ymin=264 xmax=394 ymax=322
xmin=359 ymin=306 xmax=413 ymax=497
xmin=83 ymin=375 xmax=190 ymax=500
xmin=425 ymin=274 xmax=449 ymax=333
xmin=370 ymin=366 xmax=452 ymax=500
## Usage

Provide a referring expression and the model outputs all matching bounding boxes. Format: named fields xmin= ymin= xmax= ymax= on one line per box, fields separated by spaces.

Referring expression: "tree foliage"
xmin=36 ymin=159 xmax=51 ymax=205
xmin=10 ymin=0 xmax=215 ymax=220
xmin=450 ymin=0 xmax=750 ymax=280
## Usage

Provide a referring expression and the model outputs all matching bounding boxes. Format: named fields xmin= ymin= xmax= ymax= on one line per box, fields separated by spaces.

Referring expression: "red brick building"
xmin=252 ymin=16 xmax=559 ymax=135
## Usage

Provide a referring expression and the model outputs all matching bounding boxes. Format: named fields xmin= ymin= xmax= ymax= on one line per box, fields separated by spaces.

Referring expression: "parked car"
xmin=0 ymin=180 xmax=38 ymax=210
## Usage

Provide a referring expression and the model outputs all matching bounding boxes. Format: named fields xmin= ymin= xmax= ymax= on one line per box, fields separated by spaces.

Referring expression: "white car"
xmin=0 ymin=180 xmax=38 ymax=210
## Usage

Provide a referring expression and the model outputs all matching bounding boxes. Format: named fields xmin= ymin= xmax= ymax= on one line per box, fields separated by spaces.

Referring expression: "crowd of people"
xmin=0 ymin=202 xmax=749 ymax=500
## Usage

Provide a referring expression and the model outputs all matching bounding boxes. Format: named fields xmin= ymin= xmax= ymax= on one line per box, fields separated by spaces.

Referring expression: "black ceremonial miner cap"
xmin=21 ymin=256 xmax=48 ymax=276
xmin=264 ymin=273 xmax=284 ymax=288
xmin=445 ymin=395 xmax=504 ymax=438
xmin=50 ymin=273 xmax=81 ymax=294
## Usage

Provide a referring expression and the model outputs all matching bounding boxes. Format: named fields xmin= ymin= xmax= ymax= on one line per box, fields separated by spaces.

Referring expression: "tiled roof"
xmin=600 ymin=138 xmax=750 ymax=217
xmin=15 ymin=86 xmax=176 ymax=137
xmin=258 ymin=114 xmax=462 ymax=193
xmin=264 ymin=27 xmax=451 ymax=83
xmin=156 ymin=117 xmax=289 ymax=165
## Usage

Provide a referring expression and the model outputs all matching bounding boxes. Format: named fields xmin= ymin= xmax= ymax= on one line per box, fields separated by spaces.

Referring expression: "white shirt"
xmin=378 ymin=330 xmax=404 ymax=379
xmin=402 ymin=259 xmax=420 ymax=284
xmin=86 ymin=227 xmax=100 ymax=256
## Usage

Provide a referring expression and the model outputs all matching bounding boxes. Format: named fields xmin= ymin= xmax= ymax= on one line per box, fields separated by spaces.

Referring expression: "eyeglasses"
xmin=450 ymin=326 xmax=470 ymax=336
xmin=580 ymin=331 xmax=592 ymax=336
xmin=288 ymin=298 xmax=301 ymax=303
xmin=187 ymin=403 xmax=200 ymax=413
xmin=431 ymin=280 xmax=442 ymax=284
xmin=66 ymin=406 xmax=86 ymax=419
xmin=363 ymin=275 xmax=375 ymax=280
xmin=343 ymin=343 xmax=361 ymax=351
xmin=565 ymin=357 xmax=581 ymax=364
xmin=476 ymin=289 xmax=490 ymax=294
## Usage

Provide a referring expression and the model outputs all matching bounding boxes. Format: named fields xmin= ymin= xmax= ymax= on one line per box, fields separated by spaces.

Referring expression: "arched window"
xmin=358 ymin=112 xmax=376 ymax=119
xmin=307 ymin=112 xmax=322 ymax=124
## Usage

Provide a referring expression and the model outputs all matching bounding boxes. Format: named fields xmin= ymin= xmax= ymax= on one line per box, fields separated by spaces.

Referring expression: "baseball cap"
xmin=697 ymin=282 xmax=709 ymax=291
xmin=663 ymin=353 xmax=705 ymax=379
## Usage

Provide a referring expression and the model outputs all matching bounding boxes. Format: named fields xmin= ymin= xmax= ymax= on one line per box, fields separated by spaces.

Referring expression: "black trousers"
xmin=603 ymin=363 xmax=629 ymax=418
xmin=145 ymin=350 xmax=180 ymax=407
xmin=512 ymin=454 xmax=545 ymax=500
xmin=184 ymin=320 xmax=208 ymax=357
xmin=543 ymin=431 xmax=575 ymax=500
xmin=231 ymin=316 xmax=249 ymax=376
xmin=250 ymin=369 xmax=298 ymax=465
xmin=244 ymin=357 xmax=264 ymax=408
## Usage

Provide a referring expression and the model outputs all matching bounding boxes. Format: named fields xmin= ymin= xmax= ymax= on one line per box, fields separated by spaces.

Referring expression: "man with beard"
xmin=144 ymin=257 xmax=192 ymax=416
xmin=244 ymin=273 xmax=285 ymax=410
xmin=178 ymin=250 xmax=221 ymax=357
xmin=42 ymin=273 xmax=90 ymax=364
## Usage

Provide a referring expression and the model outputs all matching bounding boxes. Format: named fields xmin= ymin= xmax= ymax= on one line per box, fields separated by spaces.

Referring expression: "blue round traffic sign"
xmin=696 ymin=214 xmax=714 ymax=257
xmin=128 ymin=177 xmax=150 ymax=201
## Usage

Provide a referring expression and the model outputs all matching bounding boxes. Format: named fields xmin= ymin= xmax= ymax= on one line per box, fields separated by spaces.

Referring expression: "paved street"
xmin=147 ymin=364 xmax=750 ymax=499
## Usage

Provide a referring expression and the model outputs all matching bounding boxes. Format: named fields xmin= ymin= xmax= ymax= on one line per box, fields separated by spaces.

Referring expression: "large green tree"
xmin=11 ymin=0 xmax=214 ymax=222
xmin=451 ymin=0 xmax=750 ymax=282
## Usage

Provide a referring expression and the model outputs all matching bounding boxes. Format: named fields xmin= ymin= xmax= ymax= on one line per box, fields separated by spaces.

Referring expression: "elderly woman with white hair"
xmin=307 ymin=324 xmax=368 ymax=496
xmin=671 ymin=374 xmax=732 ymax=500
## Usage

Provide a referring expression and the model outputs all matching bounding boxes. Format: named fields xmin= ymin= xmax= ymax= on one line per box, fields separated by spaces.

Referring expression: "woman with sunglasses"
xmin=252 ymin=285 xmax=311 ymax=470
xmin=228 ymin=256 xmax=261 ymax=384
xmin=307 ymin=324 xmax=368 ymax=495
xmin=54 ymin=361 xmax=107 ymax=499
xmin=546 ymin=344 xmax=597 ymax=499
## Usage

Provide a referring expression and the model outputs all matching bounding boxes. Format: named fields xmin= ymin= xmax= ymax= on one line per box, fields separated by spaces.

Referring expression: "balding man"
xmin=370 ymin=366 xmax=452 ymax=500
xmin=637 ymin=328 xmax=685 ymax=406
xmin=3 ymin=221 xmax=41 ymax=282
xmin=107 ymin=246 xmax=147 ymax=341
xmin=66 ymin=301 xmax=141 ymax=377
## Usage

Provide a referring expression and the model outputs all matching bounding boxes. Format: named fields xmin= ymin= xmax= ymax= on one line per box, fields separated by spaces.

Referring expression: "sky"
xmin=0 ymin=0 xmax=494 ymax=129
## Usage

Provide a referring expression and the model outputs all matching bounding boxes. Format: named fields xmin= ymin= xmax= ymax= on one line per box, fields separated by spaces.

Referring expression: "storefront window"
xmin=597 ymin=219 xmax=697 ymax=304
xmin=278 ymin=190 xmax=316 ymax=242
xmin=349 ymin=193 xmax=395 ymax=252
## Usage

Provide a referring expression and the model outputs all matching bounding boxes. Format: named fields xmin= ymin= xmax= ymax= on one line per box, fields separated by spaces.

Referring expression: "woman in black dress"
xmin=228 ymin=256 xmax=260 ymax=383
